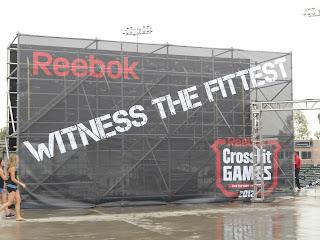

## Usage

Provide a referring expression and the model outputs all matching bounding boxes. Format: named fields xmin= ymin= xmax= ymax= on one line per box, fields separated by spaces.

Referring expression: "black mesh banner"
xmin=13 ymin=34 xmax=293 ymax=208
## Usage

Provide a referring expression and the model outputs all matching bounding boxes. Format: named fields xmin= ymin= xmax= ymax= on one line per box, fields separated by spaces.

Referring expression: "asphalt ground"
xmin=0 ymin=187 xmax=319 ymax=240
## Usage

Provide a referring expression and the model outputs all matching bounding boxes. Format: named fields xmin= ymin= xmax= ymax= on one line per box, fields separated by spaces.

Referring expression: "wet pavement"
xmin=0 ymin=188 xmax=320 ymax=240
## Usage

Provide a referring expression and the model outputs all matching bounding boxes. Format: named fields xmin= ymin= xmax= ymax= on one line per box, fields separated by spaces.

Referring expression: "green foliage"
xmin=315 ymin=113 xmax=320 ymax=139
xmin=294 ymin=110 xmax=309 ymax=140
xmin=0 ymin=126 xmax=5 ymax=140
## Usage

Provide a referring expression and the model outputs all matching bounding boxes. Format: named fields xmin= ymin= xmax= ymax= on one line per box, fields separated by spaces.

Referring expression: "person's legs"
xmin=0 ymin=193 xmax=10 ymax=216
xmin=15 ymin=190 xmax=25 ymax=221
xmin=0 ymin=191 xmax=16 ymax=213
xmin=295 ymin=168 xmax=301 ymax=189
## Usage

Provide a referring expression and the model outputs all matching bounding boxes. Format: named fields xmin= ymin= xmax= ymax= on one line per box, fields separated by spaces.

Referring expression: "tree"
xmin=294 ymin=110 xmax=309 ymax=140
xmin=315 ymin=113 xmax=320 ymax=139
xmin=0 ymin=127 xmax=6 ymax=141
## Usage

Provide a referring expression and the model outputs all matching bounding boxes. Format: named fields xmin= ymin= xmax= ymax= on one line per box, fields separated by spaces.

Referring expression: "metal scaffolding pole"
xmin=251 ymin=102 xmax=264 ymax=201
xmin=6 ymin=36 xmax=18 ymax=158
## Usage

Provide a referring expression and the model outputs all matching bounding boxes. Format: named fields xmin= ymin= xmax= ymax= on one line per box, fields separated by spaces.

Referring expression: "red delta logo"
xmin=32 ymin=52 xmax=139 ymax=79
xmin=211 ymin=137 xmax=282 ymax=198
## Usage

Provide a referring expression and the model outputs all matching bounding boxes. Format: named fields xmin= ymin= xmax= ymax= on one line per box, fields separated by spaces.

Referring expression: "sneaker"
xmin=6 ymin=213 xmax=15 ymax=218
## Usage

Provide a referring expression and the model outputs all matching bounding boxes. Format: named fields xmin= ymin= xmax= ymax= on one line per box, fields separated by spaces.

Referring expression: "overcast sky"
xmin=0 ymin=0 xmax=319 ymax=137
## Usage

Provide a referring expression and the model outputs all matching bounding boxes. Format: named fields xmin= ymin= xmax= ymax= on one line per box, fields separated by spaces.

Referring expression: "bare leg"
xmin=0 ymin=191 xmax=15 ymax=213
xmin=15 ymin=190 xmax=26 ymax=221
xmin=0 ymin=193 xmax=10 ymax=216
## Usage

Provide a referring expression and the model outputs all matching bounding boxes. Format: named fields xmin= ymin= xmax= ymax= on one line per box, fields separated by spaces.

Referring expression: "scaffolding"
xmin=7 ymin=33 xmax=294 ymax=208
xmin=251 ymin=100 xmax=320 ymax=201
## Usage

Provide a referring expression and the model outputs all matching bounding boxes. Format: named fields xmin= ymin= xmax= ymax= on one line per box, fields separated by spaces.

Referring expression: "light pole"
xmin=303 ymin=9 xmax=320 ymax=127
xmin=121 ymin=26 xmax=153 ymax=52
xmin=303 ymin=8 xmax=320 ymax=17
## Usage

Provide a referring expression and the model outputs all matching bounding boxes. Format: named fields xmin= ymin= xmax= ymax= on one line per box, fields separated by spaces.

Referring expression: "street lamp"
xmin=303 ymin=8 xmax=320 ymax=17
xmin=121 ymin=26 xmax=153 ymax=52
xmin=303 ymin=9 xmax=320 ymax=129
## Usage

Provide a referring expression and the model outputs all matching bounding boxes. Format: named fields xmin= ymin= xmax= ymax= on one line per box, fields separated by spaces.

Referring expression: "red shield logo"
xmin=211 ymin=138 xmax=282 ymax=197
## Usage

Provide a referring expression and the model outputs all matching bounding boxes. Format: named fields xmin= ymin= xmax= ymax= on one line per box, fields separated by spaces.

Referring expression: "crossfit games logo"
xmin=211 ymin=138 xmax=282 ymax=198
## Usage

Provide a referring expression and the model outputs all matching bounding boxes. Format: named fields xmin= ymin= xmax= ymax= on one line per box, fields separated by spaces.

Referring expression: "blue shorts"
xmin=0 ymin=188 xmax=3 ymax=193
